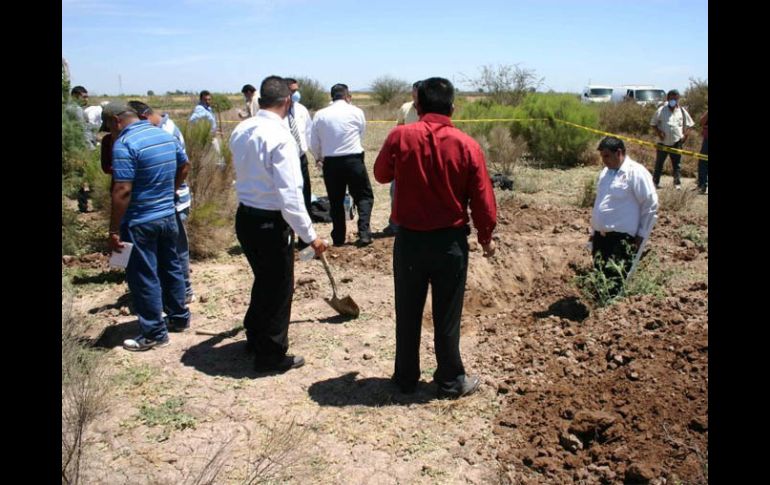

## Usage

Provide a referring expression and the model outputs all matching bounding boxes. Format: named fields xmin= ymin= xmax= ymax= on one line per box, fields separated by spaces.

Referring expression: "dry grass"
xmin=62 ymin=279 xmax=110 ymax=485
xmin=181 ymin=120 xmax=238 ymax=259
xmin=658 ymin=185 xmax=698 ymax=212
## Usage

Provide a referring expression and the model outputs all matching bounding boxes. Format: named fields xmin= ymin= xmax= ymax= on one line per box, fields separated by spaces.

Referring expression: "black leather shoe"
xmin=255 ymin=354 xmax=305 ymax=372
xmin=436 ymin=375 xmax=481 ymax=399
xmin=356 ymin=234 xmax=373 ymax=247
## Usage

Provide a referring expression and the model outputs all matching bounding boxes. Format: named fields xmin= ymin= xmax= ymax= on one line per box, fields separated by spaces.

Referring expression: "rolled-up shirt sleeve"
xmin=269 ymin=138 xmax=317 ymax=244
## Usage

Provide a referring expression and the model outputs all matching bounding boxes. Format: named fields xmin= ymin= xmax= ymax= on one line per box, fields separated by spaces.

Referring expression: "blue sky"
xmin=63 ymin=0 xmax=708 ymax=96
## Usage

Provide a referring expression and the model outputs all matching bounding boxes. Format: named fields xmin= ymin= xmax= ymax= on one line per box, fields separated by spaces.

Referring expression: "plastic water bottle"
xmin=344 ymin=194 xmax=353 ymax=221
xmin=298 ymin=239 xmax=328 ymax=261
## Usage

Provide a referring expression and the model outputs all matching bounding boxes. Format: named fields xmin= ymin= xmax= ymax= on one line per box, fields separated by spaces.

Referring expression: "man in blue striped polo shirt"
xmin=104 ymin=101 xmax=192 ymax=351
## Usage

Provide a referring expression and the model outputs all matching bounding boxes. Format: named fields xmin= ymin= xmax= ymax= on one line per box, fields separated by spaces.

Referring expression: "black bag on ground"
xmin=490 ymin=173 xmax=514 ymax=191
xmin=310 ymin=196 xmax=333 ymax=223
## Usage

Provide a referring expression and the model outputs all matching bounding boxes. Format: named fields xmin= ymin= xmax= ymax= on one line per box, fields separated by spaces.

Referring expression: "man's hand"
xmin=310 ymin=238 xmax=328 ymax=257
xmin=108 ymin=233 xmax=124 ymax=253
xmin=481 ymin=240 xmax=496 ymax=258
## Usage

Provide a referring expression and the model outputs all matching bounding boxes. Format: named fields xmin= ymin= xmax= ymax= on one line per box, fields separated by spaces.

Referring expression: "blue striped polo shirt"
xmin=112 ymin=120 xmax=189 ymax=227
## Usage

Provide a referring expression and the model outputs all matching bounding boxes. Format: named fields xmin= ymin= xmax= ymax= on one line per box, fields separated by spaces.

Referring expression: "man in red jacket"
xmin=374 ymin=77 xmax=497 ymax=399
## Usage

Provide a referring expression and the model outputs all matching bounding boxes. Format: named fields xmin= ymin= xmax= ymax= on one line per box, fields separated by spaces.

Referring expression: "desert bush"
xmin=293 ymin=76 xmax=327 ymax=112
xmin=370 ymin=75 xmax=410 ymax=105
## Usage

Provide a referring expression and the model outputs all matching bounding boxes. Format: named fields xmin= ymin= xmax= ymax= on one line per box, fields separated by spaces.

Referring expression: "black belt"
xmin=323 ymin=152 xmax=364 ymax=162
xmin=238 ymin=204 xmax=282 ymax=219
xmin=399 ymin=225 xmax=471 ymax=236
xmin=594 ymin=230 xmax=633 ymax=238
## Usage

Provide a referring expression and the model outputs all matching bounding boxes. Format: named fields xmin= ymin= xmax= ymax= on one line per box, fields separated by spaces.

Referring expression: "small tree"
xmin=683 ymin=77 xmax=708 ymax=122
xmin=464 ymin=64 xmax=544 ymax=106
xmin=209 ymin=93 xmax=233 ymax=133
xmin=370 ymin=76 xmax=410 ymax=105
xmin=147 ymin=89 xmax=155 ymax=96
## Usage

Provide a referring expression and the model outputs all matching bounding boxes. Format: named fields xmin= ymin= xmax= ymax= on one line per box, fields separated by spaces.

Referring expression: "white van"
xmin=611 ymin=85 xmax=666 ymax=106
xmin=581 ymin=85 xmax=613 ymax=104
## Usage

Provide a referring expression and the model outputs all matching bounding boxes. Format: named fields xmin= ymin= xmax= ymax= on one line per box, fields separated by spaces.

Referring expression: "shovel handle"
xmin=320 ymin=253 xmax=339 ymax=298
xmin=625 ymin=238 xmax=646 ymax=285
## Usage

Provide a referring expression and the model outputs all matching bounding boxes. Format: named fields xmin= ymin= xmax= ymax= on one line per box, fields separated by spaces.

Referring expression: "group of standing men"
xmin=93 ymin=75 xmax=706 ymax=399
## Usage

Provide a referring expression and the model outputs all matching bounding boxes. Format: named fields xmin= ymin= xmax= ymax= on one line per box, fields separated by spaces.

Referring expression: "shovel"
xmin=319 ymin=253 xmax=360 ymax=318
xmin=624 ymin=238 xmax=647 ymax=286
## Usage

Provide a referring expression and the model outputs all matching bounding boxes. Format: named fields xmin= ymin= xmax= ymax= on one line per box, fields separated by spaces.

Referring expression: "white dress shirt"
xmin=282 ymin=102 xmax=312 ymax=153
xmin=310 ymin=99 xmax=366 ymax=159
xmin=650 ymin=105 xmax=695 ymax=146
xmin=230 ymin=110 xmax=317 ymax=244
xmin=591 ymin=156 xmax=658 ymax=240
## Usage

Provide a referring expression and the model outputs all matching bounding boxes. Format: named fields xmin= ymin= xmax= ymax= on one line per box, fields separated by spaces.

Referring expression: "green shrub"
xmin=370 ymin=75 xmax=411 ymax=105
xmin=293 ymin=76 xmax=327 ymax=112
xmin=513 ymin=94 xmax=598 ymax=166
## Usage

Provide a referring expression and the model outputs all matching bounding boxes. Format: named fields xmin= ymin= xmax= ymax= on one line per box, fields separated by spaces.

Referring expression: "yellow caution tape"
xmin=367 ymin=117 xmax=707 ymax=161
xmin=221 ymin=116 xmax=707 ymax=160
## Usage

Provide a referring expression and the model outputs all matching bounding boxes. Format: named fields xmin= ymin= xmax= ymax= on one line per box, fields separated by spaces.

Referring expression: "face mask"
xmin=668 ymin=99 xmax=677 ymax=108
xmin=291 ymin=91 xmax=301 ymax=104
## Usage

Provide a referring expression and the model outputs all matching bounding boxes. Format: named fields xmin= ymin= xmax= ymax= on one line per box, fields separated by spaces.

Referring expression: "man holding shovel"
xmin=374 ymin=77 xmax=497 ymax=399
xmin=230 ymin=75 xmax=327 ymax=373
xmin=589 ymin=136 xmax=659 ymax=296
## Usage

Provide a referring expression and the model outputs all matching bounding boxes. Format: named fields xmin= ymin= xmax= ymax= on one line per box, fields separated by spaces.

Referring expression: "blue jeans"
xmin=698 ymin=138 xmax=708 ymax=190
xmin=122 ymin=214 xmax=190 ymax=340
xmin=176 ymin=209 xmax=193 ymax=297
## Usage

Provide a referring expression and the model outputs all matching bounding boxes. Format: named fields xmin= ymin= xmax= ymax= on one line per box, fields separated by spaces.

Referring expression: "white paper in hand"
xmin=109 ymin=242 xmax=134 ymax=269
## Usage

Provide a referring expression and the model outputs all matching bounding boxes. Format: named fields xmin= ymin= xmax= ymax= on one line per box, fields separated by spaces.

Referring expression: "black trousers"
xmin=653 ymin=140 xmax=683 ymax=186
xmin=393 ymin=226 xmax=470 ymax=393
xmin=235 ymin=204 xmax=294 ymax=365
xmin=297 ymin=154 xmax=312 ymax=250
xmin=592 ymin=231 xmax=635 ymax=295
xmin=322 ymin=152 xmax=374 ymax=244
xmin=300 ymin=153 xmax=312 ymax=214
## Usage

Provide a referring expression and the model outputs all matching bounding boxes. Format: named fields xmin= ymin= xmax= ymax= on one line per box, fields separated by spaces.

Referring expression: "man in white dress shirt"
xmin=285 ymin=78 xmax=314 ymax=217
xmin=310 ymin=83 xmax=374 ymax=247
xmin=230 ymin=75 xmax=328 ymax=373
xmin=240 ymin=84 xmax=259 ymax=119
xmin=590 ymin=136 xmax=658 ymax=296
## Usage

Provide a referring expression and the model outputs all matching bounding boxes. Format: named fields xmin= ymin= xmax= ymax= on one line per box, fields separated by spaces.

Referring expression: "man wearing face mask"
xmin=310 ymin=83 xmax=374 ymax=247
xmin=284 ymin=78 xmax=314 ymax=222
xmin=649 ymin=89 xmax=695 ymax=189
xmin=229 ymin=75 xmax=328 ymax=373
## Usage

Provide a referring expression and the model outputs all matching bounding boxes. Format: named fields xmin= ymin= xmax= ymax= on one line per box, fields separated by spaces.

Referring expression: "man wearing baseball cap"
xmin=103 ymin=101 xmax=192 ymax=351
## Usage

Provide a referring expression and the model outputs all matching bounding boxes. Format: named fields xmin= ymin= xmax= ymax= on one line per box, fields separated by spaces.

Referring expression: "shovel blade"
xmin=325 ymin=295 xmax=360 ymax=318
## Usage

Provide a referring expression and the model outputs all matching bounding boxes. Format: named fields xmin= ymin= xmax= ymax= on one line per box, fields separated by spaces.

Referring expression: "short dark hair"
xmin=412 ymin=80 xmax=422 ymax=90
xmin=330 ymin=83 xmax=349 ymax=101
xmin=71 ymin=85 xmax=88 ymax=97
xmin=285 ymin=78 xmax=298 ymax=85
xmin=199 ymin=90 xmax=211 ymax=100
xmin=258 ymin=75 xmax=290 ymax=108
xmin=597 ymin=136 xmax=625 ymax=153
xmin=417 ymin=77 xmax=454 ymax=116
xmin=127 ymin=100 xmax=152 ymax=118
xmin=241 ymin=84 xmax=256 ymax=94
xmin=667 ymin=89 xmax=680 ymax=97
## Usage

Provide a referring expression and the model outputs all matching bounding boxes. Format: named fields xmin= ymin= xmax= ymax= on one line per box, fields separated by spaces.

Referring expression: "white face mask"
xmin=291 ymin=91 xmax=301 ymax=104
xmin=668 ymin=99 xmax=678 ymax=108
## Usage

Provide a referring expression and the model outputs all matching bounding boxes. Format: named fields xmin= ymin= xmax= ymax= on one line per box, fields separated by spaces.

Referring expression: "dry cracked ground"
xmin=63 ymin=123 xmax=708 ymax=484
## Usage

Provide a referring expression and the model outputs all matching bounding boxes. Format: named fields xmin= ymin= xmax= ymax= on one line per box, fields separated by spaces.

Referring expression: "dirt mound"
xmin=455 ymin=200 xmax=708 ymax=484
